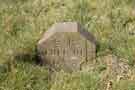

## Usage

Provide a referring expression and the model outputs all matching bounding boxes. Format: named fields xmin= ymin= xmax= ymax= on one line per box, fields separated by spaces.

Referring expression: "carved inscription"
xmin=44 ymin=38 xmax=85 ymax=57
xmin=44 ymin=48 xmax=84 ymax=56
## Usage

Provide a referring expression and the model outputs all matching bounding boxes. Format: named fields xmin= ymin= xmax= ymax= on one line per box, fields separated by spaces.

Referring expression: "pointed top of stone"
xmin=38 ymin=22 xmax=97 ymax=45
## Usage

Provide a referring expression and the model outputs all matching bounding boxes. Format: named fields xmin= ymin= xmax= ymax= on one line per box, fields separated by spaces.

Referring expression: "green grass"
xmin=0 ymin=61 xmax=49 ymax=90
xmin=0 ymin=0 xmax=135 ymax=90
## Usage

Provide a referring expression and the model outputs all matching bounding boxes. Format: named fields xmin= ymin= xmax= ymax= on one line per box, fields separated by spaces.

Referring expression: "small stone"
xmin=37 ymin=22 xmax=96 ymax=72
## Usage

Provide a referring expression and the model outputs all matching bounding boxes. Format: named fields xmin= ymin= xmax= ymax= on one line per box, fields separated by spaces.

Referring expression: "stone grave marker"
xmin=37 ymin=22 xmax=96 ymax=72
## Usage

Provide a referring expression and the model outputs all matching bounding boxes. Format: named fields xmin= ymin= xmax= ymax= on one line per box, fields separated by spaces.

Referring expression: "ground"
xmin=0 ymin=0 xmax=135 ymax=90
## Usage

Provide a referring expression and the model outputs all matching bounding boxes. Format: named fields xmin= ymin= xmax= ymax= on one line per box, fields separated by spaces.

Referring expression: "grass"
xmin=0 ymin=61 xmax=49 ymax=90
xmin=0 ymin=0 xmax=135 ymax=90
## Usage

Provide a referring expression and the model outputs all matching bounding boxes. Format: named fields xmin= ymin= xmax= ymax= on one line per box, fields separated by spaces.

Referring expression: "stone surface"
xmin=37 ymin=22 xmax=96 ymax=72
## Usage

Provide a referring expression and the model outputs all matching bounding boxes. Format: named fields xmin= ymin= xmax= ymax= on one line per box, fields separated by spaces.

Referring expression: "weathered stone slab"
xmin=37 ymin=22 xmax=96 ymax=72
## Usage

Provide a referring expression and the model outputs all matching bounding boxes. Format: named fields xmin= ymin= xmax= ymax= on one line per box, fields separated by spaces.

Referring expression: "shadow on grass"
xmin=13 ymin=48 xmax=42 ymax=66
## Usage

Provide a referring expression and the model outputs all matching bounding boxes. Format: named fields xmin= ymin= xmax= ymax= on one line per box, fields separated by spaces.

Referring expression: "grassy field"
xmin=0 ymin=0 xmax=135 ymax=90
